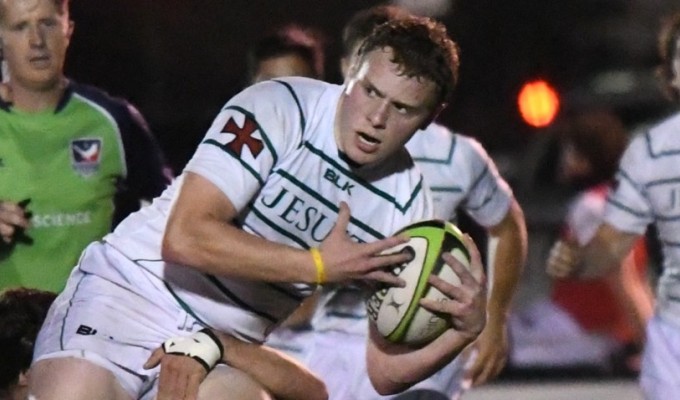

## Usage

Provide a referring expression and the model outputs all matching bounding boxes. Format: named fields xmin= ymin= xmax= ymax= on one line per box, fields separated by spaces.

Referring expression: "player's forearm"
xmin=366 ymin=326 xmax=474 ymax=395
xmin=278 ymin=291 xmax=320 ymax=328
xmin=486 ymin=201 xmax=527 ymax=321
xmin=607 ymin=253 xmax=654 ymax=338
xmin=218 ymin=333 xmax=328 ymax=400
xmin=163 ymin=220 xmax=316 ymax=283
xmin=579 ymin=223 xmax=637 ymax=279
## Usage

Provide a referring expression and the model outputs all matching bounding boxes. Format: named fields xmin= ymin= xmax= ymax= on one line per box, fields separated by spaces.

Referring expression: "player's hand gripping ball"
xmin=366 ymin=219 xmax=471 ymax=345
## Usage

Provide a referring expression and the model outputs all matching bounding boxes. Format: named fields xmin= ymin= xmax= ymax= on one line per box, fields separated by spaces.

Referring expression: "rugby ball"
xmin=365 ymin=219 xmax=471 ymax=345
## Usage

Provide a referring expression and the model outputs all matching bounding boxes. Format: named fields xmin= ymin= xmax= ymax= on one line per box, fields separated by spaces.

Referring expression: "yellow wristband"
xmin=310 ymin=247 xmax=326 ymax=284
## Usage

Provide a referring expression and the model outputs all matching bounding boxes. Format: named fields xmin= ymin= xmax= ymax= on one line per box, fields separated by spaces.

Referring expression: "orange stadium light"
xmin=517 ymin=79 xmax=560 ymax=128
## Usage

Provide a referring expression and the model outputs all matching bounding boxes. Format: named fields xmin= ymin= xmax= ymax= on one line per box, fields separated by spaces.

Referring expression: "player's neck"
xmin=9 ymin=78 xmax=68 ymax=113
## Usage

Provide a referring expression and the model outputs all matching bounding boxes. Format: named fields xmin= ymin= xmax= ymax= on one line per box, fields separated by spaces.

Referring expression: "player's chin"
xmin=344 ymin=149 xmax=374 ymax=166
xmin=356 ymin=153 xmax=393 ymax=170
xmin=344 ymin=144 xmax=388 ymax=166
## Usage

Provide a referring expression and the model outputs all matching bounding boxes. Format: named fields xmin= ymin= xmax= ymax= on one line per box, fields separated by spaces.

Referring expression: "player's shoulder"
xmin=68 ymin=81 xmax=132 ymax=111
xmin=66 ymin=80 xmax=143 ymax=125
xmin=407 ymin=122 xmax=455 ymax=159
xmin=450 ymin=131 xmax=488 ymax=157
xmin=407 ymin=123 xmax=493 ymax=173
xmin=243 ymin=77 xmax=338 ymax=106
xmin=643 ymin=112 xmax=680 ymax=157
xmin=272 ymin=76 xmax=334 ymax=94
xmin=648 ymin=111 xmax=680 ymax=136
xmin=411 ymin=122 xmax=454 ymax=145
xmin=231 ymin=77 xmax=340 ymax=126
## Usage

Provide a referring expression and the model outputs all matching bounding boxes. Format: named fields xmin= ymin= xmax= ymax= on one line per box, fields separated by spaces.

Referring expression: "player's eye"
xmin=41 ymin=19 xmax=58 ymax=28
xmin=393 ymin=104 xmax=409 ymax=115
xmin=10 ymin=22 xmax=28 ymax=31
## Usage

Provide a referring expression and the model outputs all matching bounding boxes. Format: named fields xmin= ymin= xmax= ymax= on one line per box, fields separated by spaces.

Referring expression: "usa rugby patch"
xmin=71 ymin=138 xmax=102 ymax=177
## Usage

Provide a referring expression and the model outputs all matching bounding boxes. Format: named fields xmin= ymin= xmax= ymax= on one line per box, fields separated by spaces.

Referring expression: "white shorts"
xmin=34 ymin=242 xmax=203 ymax=399
xmin=640 ymin=314 xmax=680 ymax=399
xmin=306 ymin=330 xmax=470 ymax=400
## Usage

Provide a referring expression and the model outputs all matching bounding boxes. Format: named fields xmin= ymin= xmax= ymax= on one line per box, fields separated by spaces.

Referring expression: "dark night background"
xmin=65 ymin=0 xmax=679 ymax=174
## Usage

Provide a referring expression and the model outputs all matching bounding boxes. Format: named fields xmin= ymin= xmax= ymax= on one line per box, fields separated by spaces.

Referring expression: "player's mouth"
xmin=29 ymin=55 xmax=51 ymax=68
xmin=356 ymin=131 xmax=381 ymax=153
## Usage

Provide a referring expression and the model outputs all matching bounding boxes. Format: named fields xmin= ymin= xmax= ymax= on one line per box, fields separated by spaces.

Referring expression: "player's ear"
xmin=18 ymin=369 xmax=29 ymax=386
xmin=344 ymin=52 xmax=365 ymax=85
xmin=421 ymin=102 xmax=447 ymax=130
xmin=65 ymin=20 xmax=74 ymax=42
xmin=340 ymin=56 xmax=350 ymax=79
xmin=344 ymin=62 xmax=359 ymax=85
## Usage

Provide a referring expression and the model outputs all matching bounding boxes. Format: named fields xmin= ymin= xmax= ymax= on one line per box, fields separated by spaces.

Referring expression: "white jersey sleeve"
xmin=185 ymin=80 xmax=303 ymax=211
xmin=603 ymin=132 xmax=655 ymax=235
xmin=406 ymin=124 xmax=513 ymax=226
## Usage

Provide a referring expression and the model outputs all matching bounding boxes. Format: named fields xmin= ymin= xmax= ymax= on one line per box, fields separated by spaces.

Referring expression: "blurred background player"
xmin=510 ymin=109 xmax=654 ymax=374
xmin=0 ymin=0 xmax=171 ymax=292
xmin=547 ymin=11 xmax=680 ymax=399
xmin=551 ymin=109 xmax=653 ymax=373
xmin=245 ymin=23 xmax=326 ymax=84
xmin=0 ymin=287 xmax=56 ymax=400
xmin=285 ymin=5 xmax=527 ymax=399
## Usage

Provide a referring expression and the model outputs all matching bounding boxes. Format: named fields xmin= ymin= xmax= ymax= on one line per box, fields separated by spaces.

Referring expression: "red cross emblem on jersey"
xmin=221 ymin=116 xmax=264 ymax=158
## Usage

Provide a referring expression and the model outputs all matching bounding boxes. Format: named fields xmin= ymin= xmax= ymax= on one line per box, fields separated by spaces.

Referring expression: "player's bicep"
xmin=171 ymin=172 xmax=238 ymax=222
xmin=162 ymin=172 xmax=238 ymax=263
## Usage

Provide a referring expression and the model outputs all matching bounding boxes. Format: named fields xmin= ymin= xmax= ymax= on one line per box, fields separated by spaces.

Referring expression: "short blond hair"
xmin=0 ymin=0 xmax=69 ymax=23
xmin=354 ymin=15 xmax=460 ymax=104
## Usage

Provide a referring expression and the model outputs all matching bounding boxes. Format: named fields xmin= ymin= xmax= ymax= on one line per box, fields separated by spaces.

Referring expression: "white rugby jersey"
xmin=312 ymin=123 xmax=514 ymax=335
xmin=99 ymin=77 xmax=432 ymax=342
xmin=406 ymin=123 xmax=512 ymax=226
xmin=604 ymin=113 xmax=680 ymax=327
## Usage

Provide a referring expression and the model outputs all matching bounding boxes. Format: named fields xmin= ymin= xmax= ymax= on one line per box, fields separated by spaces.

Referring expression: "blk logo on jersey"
xmin=323 ymin=168 xmax=355 ymax=195
xmin=71 ymin=138 xmax=102 ymax=177
xmin=221 ymin=116 xmax=264 ymax=158
xmin=76 ymin=324 xmax=98 ymax=335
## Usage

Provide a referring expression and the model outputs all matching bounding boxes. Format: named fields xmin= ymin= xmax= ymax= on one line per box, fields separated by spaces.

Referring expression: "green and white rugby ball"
xmin=366 ymin=219 xmax=471 ymax=345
